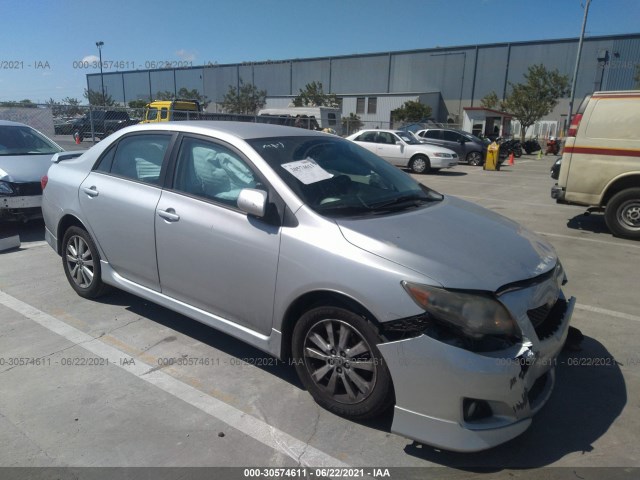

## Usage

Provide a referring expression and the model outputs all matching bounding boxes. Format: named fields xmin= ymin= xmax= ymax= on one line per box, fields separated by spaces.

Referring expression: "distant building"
xmin=87 ymin=33 xmax=640 ymax=136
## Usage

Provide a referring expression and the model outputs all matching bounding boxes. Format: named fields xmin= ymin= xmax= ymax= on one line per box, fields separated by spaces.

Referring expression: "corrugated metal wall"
xmin=87 ymin=34 xmax=640 ymax=118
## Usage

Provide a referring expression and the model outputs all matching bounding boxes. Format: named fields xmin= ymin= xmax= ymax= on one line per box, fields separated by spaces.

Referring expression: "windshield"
xmin=395 ymin=131 xmax=420 ymax=144
xmin=0 ymin=125 xmax=63 ymax=156
xmin=247 ymin=136 xmax=442 ymax=218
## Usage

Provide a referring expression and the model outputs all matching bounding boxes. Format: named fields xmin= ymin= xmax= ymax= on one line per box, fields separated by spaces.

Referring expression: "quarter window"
xmin=108 ymin=134 xmax=170 ymax=184
xmin=173 ymin=137 xmax=258 ymax=207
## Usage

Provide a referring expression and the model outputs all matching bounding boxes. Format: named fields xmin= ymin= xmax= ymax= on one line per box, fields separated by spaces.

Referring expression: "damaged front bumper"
xmin=378 ymin=278 xmax=575 ymax=452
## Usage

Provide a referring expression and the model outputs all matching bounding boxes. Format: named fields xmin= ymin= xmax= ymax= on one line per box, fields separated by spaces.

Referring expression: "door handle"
xmin=82 ymin=186 xmax=99 ymax=197
xmin=157 ymin=208 xmax=180 ymax=222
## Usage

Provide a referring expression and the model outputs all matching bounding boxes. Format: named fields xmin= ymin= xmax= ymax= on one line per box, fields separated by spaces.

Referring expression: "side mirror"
xmin=237 ymin=188 xmax=267 ymax=217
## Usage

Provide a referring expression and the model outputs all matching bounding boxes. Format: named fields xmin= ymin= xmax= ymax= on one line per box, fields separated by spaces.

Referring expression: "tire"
xmin=409 ymin=155 xmax=429 ymax=174
xmin=605 ymin=188 xmax=640 ymax=240
xmin=514 ymin=148 xmax=522 ymax=158
xmin=62 ymin=226 xmax=110 ymax=298
xmin=467 ymin=151 xmax=483 ymax=166
xmin=292 ymin=306 xmax=394 ymax=420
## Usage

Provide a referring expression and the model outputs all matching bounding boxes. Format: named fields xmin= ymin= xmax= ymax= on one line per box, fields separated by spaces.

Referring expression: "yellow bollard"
xmin=484 ymin=141 xmax=500 ymax=171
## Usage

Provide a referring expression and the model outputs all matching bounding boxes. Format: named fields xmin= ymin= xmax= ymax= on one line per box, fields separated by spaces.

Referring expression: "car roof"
xmin=0 ymin=120 xmax=30 ymax=127
xmin=125 ymin=121 xmax=331 ymax=140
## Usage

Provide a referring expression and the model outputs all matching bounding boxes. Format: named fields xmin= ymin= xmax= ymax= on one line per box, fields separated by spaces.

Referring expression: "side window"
xmin=160 ymin=108 xmax=168 ymax=120
xmin=443 ymin=131 xmax=461 ymax=142
xmin=423 ymin=130 xmax=441 ymax=139
xmin=109 ymin=134 xmax=170 ymax=184
xmin=356 ymin=131 xmax=376 ymax=142
xmin=377 ymin=132 xmax=395 ymax=144
xmin=173 ymin=137 xmax=258 ymax=207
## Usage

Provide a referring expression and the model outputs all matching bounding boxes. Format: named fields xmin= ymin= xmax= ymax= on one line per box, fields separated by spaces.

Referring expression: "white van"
xmin=258 ymin=107 xmax=342 ymax=135
xmin=551 ymin=90 xmax=640 ymax=239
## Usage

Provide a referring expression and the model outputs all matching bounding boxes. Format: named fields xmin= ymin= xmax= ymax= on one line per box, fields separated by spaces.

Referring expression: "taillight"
xmin=41 ymin=175 xmax=48 ymax=190
xmin=567 ymin=113 xmax=583 ymax=137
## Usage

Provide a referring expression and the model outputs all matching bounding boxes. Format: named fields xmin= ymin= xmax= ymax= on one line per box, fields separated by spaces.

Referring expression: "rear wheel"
xmin=62 ymin=226 xmax=110 ymax=298
xmin=409 ymin=155 xmax=429 ymax=174
xmin=605 ymin=188 xmax=640 ymax=240
xmin=467 ymin=151 xmax=483 ymax=166
xmin=292 ymin=306 xmax=394 ymax=419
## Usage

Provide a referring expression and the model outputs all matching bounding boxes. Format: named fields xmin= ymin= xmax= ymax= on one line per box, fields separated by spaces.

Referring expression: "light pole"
xmin=96 ymin=41 xmax=105 ymax=105
xmin=567 ymin=0 xmax=591 ymax=128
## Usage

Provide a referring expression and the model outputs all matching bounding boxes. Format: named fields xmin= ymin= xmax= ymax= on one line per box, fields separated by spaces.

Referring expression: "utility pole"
xmin=567 ymin=0 xmax=591 ymax=127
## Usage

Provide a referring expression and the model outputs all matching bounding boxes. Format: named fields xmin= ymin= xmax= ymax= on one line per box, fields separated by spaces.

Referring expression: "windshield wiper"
xmin=369 ymin=193 xmax=438 ymax=210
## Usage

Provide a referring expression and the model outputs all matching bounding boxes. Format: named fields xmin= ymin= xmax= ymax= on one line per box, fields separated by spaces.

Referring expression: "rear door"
xmin=418 ymin=129 xmax=444 ymax=148
xmin=442 ymin=130 xmax=464 ymax=156
xmin=375 ymin=132 xmax=406 ymax=166
xmin=78 ymin=132 xmax=174 ymax=291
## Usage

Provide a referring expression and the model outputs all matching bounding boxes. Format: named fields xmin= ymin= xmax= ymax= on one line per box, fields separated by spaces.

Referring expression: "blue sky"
xmin=1 ymin=0 xmax=638 ymax=103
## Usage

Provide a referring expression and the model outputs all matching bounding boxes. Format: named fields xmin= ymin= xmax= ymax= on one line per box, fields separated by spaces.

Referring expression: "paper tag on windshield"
xmin=281 ymin=158 xmax=334 ymax=184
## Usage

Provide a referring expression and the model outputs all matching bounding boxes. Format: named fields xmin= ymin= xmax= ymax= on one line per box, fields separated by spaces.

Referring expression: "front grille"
xmin=12 ymin=182 xmax=42 ymax=196
xmin=528 ymin=299 xmax=567 ymax=340
xmin=527 ymin=304 xmax=551 ymax=328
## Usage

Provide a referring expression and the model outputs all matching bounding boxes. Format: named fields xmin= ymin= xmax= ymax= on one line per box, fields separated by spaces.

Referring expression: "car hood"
xmin=0 ymin=154 xmax=56 ymax=183
xmin=335 ymin=196 xmax=557 ymax=292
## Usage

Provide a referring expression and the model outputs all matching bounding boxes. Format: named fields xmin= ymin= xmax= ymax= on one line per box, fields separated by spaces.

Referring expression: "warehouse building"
xmin=87 ymin=33 xmax=640 ymax=136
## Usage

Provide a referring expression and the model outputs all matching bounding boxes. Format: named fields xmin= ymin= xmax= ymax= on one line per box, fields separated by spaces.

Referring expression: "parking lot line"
xmin=575 ymin=304 xmax=640 ymax=323
xmin=0 ymin=289 xmax=349 ymax=468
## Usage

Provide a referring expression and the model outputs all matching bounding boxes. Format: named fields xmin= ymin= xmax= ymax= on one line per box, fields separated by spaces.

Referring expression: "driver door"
xmin=154 ymin=135 xmax=281 ymax=335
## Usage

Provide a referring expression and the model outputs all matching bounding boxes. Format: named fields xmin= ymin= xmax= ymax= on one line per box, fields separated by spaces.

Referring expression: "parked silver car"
xmin=346 ymin=129 xmax=458 ymax=173
xmin=42 ymin=122 xmax=574 ymax=452
xmin=0 ymin=120 xmax=63 ymax=221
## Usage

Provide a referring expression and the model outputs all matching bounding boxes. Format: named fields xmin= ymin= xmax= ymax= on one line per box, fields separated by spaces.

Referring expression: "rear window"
xmin=585 ymin=98 xmax=640 ymax=140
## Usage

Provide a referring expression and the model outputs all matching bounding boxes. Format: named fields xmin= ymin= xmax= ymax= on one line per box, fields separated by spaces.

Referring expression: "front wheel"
xmin=605 ymin=188 xmax=640 ymax=240
xmin=467 ymin=151 xmax=483 ymax=166
xmin=409 ymin=155 xmax=429 ymax=174
xmin=62 ymin=226 xmax=110 ymax=298
xmin=292 ymin=306 xmax=394 ymax=419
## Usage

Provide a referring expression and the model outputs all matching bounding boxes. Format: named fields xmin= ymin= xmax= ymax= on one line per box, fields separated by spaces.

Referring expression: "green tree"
xmin=292 ymin=81 xmax=338 ymax=107
xmin=176 ymin=87 xmax=209 ymax=109
xmin=62 ymin=97 xmax=83 ymax=116
xmin=155 ymin=90 xmax=175 ymax=101
xmin=128 ymin=99 xmax=148 ymax=109
xmin=342 ymin=113 xmax=363 ymax=136
xmin=0 ymin=99 xmax=37 ymax=108
xmin=84 ymin=89 xmax=116 ymax=106
xmin=481 ymin=91 xmax=500 ymax=109
xmin=502 ymin=64 xmax=570 ymax=142
xmin=391 ymin=101 xmax=432 ymax=124
xmin=221 ymin=80 xmax=266 ymax=114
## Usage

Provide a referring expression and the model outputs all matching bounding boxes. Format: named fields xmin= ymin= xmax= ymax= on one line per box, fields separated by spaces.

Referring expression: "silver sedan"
xmin=42 ymin=121 xmax=574 ymax=452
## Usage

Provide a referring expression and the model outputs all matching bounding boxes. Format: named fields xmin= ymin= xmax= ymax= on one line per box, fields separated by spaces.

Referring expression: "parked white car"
xmin=346 ymin=129 xmax=458 ymax=173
